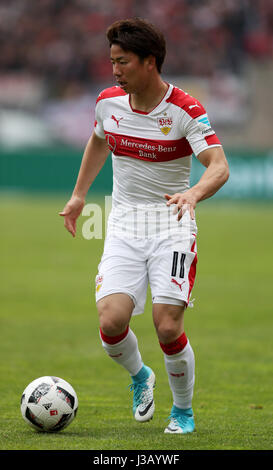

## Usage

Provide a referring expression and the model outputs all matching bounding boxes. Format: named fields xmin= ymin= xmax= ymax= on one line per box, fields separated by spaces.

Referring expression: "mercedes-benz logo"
xmin=106 ymin=134 xmax=117 ymax=153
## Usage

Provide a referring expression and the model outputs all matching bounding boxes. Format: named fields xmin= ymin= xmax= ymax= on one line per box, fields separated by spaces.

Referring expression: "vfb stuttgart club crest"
xmin=157 ymin=116 xmax=173 ymax=135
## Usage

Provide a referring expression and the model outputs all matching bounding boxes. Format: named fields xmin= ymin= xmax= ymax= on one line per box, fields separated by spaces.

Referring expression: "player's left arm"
xmin=165 ymin=146 xmax=229 ymax=220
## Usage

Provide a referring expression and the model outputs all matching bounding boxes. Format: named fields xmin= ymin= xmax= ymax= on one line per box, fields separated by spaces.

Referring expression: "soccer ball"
xmin=21 ymin=376 xmax=78 ymax=432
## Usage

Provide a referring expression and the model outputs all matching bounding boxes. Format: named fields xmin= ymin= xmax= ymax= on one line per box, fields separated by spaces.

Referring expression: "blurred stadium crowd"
xmin=0 ymin=0 xmax=272 ymax=149
xmin=0 ymin=0 xmax=272 ymax=96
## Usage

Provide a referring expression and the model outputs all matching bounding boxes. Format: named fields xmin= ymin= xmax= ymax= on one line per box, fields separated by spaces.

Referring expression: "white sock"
xmin=100 ymin=327 xmax=143 ymax=377
xmin=164 ymin=340 xmax=195 ymax=409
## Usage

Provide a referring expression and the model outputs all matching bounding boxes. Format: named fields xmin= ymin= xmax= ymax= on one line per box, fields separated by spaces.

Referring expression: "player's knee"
xmin=155 ymin=321 xmax=180 ymax=344
xmin=153 ymin=304 xmax=185 ymax=344
xmin=99 ymin=317 xmax=126 ymax=337
xmin=97 ymin=297 xmax=130 ymax=336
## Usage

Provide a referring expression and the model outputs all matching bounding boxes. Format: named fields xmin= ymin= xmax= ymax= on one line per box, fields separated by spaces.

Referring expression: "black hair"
xmin=106 ymin=18 xmax=166 ymax=73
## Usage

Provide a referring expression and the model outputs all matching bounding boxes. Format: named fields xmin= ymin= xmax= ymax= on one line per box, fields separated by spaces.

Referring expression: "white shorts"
xmin=95 ymin=211 xmax=198 ymax=315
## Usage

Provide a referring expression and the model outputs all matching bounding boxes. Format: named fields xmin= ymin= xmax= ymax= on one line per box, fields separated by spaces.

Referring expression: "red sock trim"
xmin=160 ymin=332 xmax=188 ymax=355
xmin=100 ymin=326 xmax=129 ymax=345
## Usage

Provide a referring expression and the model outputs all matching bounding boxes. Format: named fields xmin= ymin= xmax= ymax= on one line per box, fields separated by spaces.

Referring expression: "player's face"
xmin=110 ymin=44 xmax=152 ymax=94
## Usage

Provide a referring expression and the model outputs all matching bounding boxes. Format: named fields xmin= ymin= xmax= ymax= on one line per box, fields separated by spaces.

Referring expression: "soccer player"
xmin=60 ymin=18 xmax=229 ymax=434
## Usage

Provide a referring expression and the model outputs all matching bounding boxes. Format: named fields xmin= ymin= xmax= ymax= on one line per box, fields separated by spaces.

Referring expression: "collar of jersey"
xmin=128 ymin=83 xmax=172 ymax=115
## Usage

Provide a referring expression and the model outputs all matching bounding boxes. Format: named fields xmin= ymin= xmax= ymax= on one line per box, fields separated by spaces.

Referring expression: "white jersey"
xmin=94 ymin=83 xmax=221 ymax=238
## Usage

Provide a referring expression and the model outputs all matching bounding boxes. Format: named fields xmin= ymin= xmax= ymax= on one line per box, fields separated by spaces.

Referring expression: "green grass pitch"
xmin=0 ymin=194 xmax=272 ymax=450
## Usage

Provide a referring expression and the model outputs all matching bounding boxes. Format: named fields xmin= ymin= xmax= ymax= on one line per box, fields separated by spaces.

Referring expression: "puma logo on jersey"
xmin=171 ymin=278 xmax=185 ymax=291
xmin=189 ymin=103 xmax=200 ymax=110
xmin=111 ymin=115 xmax=124 ymax=127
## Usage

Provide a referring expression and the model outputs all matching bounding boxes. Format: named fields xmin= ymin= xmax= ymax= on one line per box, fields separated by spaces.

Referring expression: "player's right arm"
xmin=59 ymin=131 xmax=109 ymax=237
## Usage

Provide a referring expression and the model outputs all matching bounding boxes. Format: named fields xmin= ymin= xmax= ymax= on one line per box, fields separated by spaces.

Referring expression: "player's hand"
xmin=164 ymin=191 xmax=197 ymax=221
xmin=59 ymin=195 xmax=85 ymax=237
